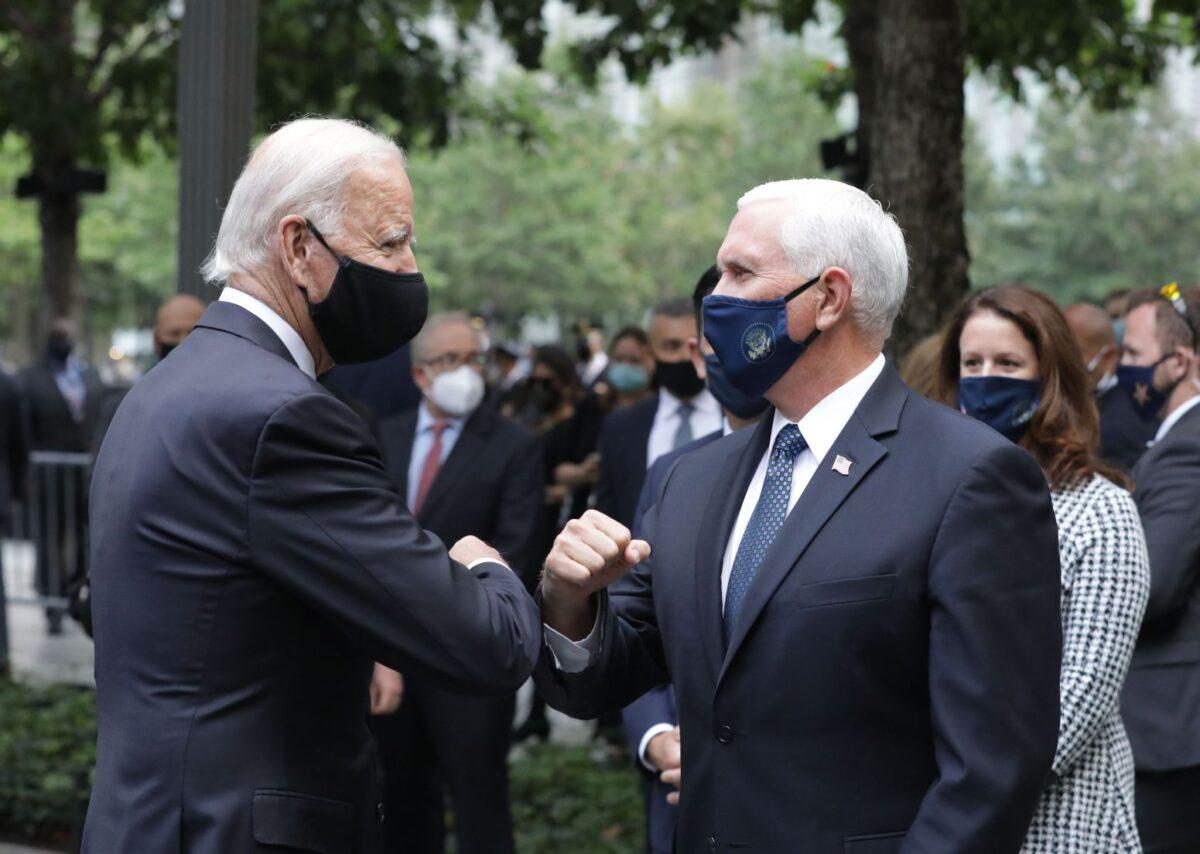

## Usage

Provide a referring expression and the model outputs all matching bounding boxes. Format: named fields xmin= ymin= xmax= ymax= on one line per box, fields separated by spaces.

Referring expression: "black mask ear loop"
xmin=784 ymin=274 xmax=823 ymax=347
xmin=299 ymin=220 xmax=343 ymax=309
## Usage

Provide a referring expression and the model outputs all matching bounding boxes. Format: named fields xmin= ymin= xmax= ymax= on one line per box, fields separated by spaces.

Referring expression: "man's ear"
xmin=279 ymin=216 xmax=318 ymax=293
xmin=813 ymin=267 xmax=853 ymax=332
xmin=687 ymin=336 xmax=706 ymax=380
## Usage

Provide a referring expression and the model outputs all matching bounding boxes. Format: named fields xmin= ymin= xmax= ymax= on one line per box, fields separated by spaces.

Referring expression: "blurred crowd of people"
xmin=2 ymin=269 xmax=1199 ymax=853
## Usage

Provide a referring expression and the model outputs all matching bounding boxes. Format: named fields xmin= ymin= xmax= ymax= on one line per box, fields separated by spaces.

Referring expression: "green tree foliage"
xmin=409 ymin=48 xmax=835 ymax=328
xmin=967 ymin=90 xmax=1200 ymax=303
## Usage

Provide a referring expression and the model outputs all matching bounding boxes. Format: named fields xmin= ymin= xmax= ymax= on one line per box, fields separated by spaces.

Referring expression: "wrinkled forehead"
xmin=719 ymin=200 xmax=791 ymax=267
xmin=342 ymin=159 xmax=414 ymax=226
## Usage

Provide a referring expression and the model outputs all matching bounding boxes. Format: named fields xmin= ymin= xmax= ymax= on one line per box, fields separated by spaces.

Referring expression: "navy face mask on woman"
xmin=1117 ymin=357 xmax=1177 ymax=423
xmin=703 ymin=352 xmax=770 ymax=420
xmin=957 ymin=376 xmax=1041 ymax=442
xmin=304 ymin=220 xmax=430 ymax=365
xmin=701 ymin=275 xmax=821 ymax=399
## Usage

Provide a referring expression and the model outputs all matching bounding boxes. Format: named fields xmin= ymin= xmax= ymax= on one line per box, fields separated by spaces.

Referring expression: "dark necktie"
xmin=412 ymin=421 xmax=449 ymax=515
xmin=672 ymin=401 xmax=695 ymax=450
xmin=724 ymin=423 xmax=808 ymax=638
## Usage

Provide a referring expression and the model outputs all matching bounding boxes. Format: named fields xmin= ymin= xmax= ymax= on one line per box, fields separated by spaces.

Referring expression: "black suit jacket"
xmin=1097 ymin=383 xmax=1155 ymax=473
xmin=19 ymin=359 xmax=106 ymax=453
xmin=593 ymin=394 xmax=658 ymax=528
xmin=0 ymin=369 xmax=28 ymax=525
xmin=1121 ymin=401 xmax=1200 ymax=772
xmin=82 ymin=302 xmax=540 ymax=854
xmin=536 ymin=364 xmax=1062 ymax=853
xmin=378 ymin=405 xmax=543 ymax=585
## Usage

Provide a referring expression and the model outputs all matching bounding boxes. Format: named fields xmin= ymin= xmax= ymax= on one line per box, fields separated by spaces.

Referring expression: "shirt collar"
xmin=1155 ymin=384 xmax=1200 ymax=443
xmin=659 ymin=385 xmax=720 ymax=419
xmin=417 ymin=400 xmax=466 ymax=433
xmin=770 ymin=353 xmax=886 ymax=463
xmin=218 ymin=287 xmax=317 ymax=380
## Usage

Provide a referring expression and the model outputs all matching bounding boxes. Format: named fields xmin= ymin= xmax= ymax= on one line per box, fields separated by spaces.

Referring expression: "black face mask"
xmin=303 ymin=220 xmax=429 ymax=365
xmin=655 ymin=358 xmax=705 ymax=400
xmin=47 ymin=335 xmax=73 ymax=363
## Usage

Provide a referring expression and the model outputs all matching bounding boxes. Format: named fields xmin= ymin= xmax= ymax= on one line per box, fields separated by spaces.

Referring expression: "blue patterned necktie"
xmin=724 ymin=423 xmax=808 ymax=638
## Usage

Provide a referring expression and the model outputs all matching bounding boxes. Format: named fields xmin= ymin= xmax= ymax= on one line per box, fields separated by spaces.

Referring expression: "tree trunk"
xmin=35 ymin=160 xmax=82 ymax=326
xmin=843 ymin=0 xmax=878 ymax=189
xmin=868 ymin=0 xmax=970 ymax=357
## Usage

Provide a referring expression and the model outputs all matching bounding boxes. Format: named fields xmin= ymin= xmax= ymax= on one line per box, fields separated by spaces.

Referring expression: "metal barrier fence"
xmin=4 ymin=451 xmax=93 ymax=610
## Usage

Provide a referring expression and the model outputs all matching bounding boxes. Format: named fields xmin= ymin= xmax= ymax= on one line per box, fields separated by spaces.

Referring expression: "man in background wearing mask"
xmin=593 ymin=298 xmax=722 ymax=529
xmin=20 ymin=317 xmax=107 ymax=632
xmin=622 ymin=264 xmax=769 ymax=854
xmin=1118 ymin=286 xmax=1200 ymax=854
xmin=1065 ymin=301 xmax=1154 ymax=471
xmin=373 ymin=312 xmax=542 ymax=854
xmin=82 ymin=119 xmax=540 ymax=854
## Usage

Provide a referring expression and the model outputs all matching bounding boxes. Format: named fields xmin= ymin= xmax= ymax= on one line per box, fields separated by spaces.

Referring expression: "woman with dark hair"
xmin=937 ymin=285 xmax=1150 ymax=852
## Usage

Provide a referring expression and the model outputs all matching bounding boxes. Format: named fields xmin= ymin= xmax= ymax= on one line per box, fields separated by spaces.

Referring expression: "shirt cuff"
xmin=466 ymin=557 xmax=510 ymax=571
xmin=638 ymin=723 xmax=676 ymax=772
xmin=542 ymin=595 xmax=606 ymax=673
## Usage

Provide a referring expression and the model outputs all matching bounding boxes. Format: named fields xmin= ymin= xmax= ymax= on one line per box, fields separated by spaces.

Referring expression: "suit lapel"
xmin=718 ymin=364 xmax=909 ymax=684
xmin=418 ymin=407 xmax=494 ymax=522
xmin=693 ymin=416 xmax=772 ymax=683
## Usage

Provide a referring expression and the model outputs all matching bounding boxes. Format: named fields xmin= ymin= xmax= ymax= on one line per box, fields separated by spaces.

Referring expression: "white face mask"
xmin=428 ymin=365 xmax=485 ymax=417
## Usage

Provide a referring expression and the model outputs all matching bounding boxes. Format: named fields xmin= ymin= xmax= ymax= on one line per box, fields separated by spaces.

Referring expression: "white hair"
xmin=412 ymin=311 xmax=479 ymax=363
xmin=737 ymin=179 xmax=909 ymax=338
xmin=201 ymin=117 xmax=406 ymax=284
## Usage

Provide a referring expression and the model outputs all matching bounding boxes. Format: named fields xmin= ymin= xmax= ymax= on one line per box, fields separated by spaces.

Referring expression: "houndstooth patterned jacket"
xmin=1022 ymin=473 xmax=1150 ymax=853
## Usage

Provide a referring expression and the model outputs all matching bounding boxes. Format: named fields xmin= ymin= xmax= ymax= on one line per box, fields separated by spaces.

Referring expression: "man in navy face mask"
xmin=534 ymin=179 xmax=1061 ymax=853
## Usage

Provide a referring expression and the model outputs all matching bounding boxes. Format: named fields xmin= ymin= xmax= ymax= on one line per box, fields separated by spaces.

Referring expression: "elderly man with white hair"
xmin=536 ymin=179 xmax=1063 ymax=853
xmin=82 ymin=118 xmax=540 ymax=854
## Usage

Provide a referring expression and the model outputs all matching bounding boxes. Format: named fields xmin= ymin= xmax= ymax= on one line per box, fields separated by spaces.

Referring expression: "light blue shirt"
xmin=52 ymin=356 xmax=87 ymax=423
xmin=406 ymin=402 xmax=467 ymax=508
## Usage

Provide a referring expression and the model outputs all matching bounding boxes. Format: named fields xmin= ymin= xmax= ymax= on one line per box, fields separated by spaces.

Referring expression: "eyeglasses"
xmin=422 ymin=351 xmax=486 ymax=371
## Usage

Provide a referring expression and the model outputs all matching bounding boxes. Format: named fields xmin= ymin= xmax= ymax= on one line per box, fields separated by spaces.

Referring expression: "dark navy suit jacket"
xmin=536 ymin=363 xmax=1062 ymax=853
xmin=1121 ymin=401 xmax=1200 ymax=771
xmin=1097 ymin=383 xmax=1156 ymax=473
xmin=623 ymin=429 xmax=723 ymax=854
xmin=593 ymin=394 xmax=659 ymax=528
xmin=83 ymin=302 xmax=540 ymax=854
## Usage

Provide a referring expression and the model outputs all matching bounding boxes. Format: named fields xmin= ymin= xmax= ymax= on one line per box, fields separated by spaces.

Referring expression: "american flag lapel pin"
xmin=832 ymin=454 xmax=853 ymax=476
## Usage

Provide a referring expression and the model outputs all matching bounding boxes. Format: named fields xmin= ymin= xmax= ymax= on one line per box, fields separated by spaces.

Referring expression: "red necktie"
xmin=412 ymin=421 xmax=449 ymax=515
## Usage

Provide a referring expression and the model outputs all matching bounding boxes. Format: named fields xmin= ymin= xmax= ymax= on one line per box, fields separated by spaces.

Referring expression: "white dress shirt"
xmin=545 ymin=353 xmax=887 ymax=673
xmin=1153 ymin=383 xmax=1200 ymax=444
xmin=219 ymin=287 xmax=317 ymax=380
xmin=647 ymin=387 xmax=724 ymax=468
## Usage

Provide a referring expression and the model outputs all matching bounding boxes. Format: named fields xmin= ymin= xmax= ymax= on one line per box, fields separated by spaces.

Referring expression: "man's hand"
xmin=646 ymin=725 xmax=681 ymax=806
xmin=450 ymin=535 xmax=506 ymax=568
xmin=541 ymin=509 xmax=651 ymax=640
xmin=369 ymin=663 xmax=404 ymax=716
xmin=651 ymin=726 xmax=683 ymax=806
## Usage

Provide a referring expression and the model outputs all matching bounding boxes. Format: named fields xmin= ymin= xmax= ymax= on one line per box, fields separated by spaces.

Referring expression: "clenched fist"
xmin=541 ymin=509 xmax=651 ymax=640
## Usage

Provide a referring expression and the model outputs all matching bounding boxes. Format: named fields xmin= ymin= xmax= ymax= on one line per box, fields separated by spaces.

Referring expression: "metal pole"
xmin=176 ymin=0 xmax=259 ymax=299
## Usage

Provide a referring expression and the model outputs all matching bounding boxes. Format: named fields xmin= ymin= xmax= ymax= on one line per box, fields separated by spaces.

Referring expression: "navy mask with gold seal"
xmin=701 ymin=275 xmax=821 ymax=399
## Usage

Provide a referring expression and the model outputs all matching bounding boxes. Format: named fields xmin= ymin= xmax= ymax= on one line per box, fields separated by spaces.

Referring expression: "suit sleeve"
xmin=901 ymin=442 xmax=1061 ymax=854
xmin=533 ymin=496 xmax=670 ymax=720
xmin=632 ymin=457 xmax=667 ymax=539
xmin=1053 ymin=489 xmax=1149 ymax=775
xmin=1133 ymin=437 xmax=1200 ymax=625
xmin=593 ymin=413 xmax=619 ymax=520
xmin=490 ymin=430 xmax=544 ymax=587
xmin=246 ymin=392 xmax=542 ymax=695
xmin=622 ymin=685 xmax=676 ymax=771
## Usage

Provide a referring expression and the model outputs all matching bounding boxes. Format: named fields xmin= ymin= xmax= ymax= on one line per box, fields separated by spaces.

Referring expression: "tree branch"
xmin=87 ymin=19 xmax=171 ymax=107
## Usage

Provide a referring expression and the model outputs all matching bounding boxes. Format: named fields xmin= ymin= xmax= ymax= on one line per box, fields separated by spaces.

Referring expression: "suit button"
xmin=716 ymin=725 xmax=734 ymax=744
xmin=377 ymin=802 xmax=386 ymax=823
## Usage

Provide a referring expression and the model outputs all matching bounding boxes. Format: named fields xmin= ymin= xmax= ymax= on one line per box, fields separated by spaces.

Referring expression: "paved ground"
xmin=0 ymin=843 xmax=58 ymax=854
xmin=3 ymin=539 xmax=94 ymax=687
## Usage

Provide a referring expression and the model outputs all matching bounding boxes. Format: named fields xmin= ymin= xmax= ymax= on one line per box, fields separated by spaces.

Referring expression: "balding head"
xmin=1064 ymin=302 xmax=1118 ymax=388
xmin=154 ymin=295 xmax=207 ymax=358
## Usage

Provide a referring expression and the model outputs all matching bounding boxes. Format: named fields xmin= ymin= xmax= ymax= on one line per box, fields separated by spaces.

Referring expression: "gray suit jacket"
xmin=1121 ymin=401 xmax=1200 ymax=771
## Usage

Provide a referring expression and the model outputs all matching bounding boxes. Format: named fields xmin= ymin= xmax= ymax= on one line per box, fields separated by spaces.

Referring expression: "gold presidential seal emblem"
xmin=742 ymin=323 xmax=775 ymax=363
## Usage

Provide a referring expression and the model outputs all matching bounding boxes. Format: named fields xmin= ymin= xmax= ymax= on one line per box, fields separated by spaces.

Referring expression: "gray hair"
xmin=201 ymin=117 xmax=406 ymax=284
xmin=737 ymin=179 xmax=909 ymax=338
xmin=412 ymin=311 xmax=479 ymax=363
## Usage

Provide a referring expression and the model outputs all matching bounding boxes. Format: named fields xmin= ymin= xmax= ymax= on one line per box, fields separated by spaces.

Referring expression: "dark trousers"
xmin=1136 ymin=764 xmax=1200 ymax=853
xmin=372 ymin=680 xmax=515 ymax=854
